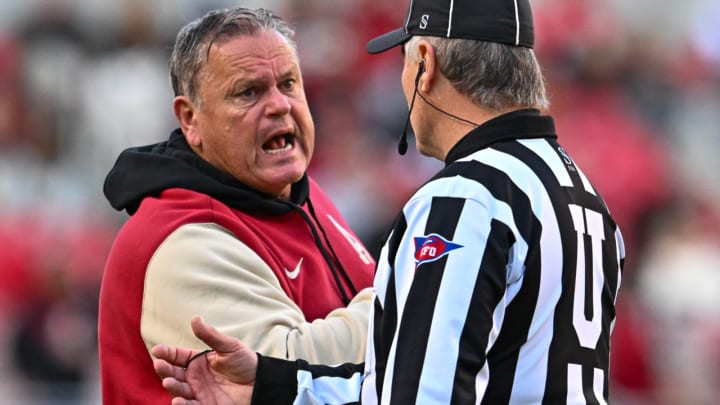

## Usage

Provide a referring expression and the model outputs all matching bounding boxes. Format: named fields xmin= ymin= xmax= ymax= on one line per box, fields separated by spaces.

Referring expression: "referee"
xmin=152 ymin=0 xmax=625 ymax=403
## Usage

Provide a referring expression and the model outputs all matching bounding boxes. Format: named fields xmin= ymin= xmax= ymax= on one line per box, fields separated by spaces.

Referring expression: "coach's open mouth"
xmin=263 ymin=133 xmax=294 ymax=154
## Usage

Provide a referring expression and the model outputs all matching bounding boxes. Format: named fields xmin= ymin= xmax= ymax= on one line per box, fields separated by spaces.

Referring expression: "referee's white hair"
xmin=405 ymin=36 xmax=549 ymax=111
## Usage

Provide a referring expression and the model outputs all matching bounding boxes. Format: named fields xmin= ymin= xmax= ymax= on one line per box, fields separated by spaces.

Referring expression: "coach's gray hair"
xmin=405 ymin=36 xmax=548 ymax=111
xmin=169 ymin=7 xmax=296 ymax=103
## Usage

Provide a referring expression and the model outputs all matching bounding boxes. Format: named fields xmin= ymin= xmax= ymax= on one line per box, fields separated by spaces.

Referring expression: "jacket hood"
xmin=103 ymin=129 xmax=309 ymax=215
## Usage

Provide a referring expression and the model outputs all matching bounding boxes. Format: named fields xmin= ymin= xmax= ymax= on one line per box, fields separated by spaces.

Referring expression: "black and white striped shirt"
xmin=253 ymin=109 xmax=625 ymax=405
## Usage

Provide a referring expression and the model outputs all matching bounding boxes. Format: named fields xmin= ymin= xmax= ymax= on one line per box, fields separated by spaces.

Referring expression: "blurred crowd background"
xmin=0 ymin=0 xmax=718 ymax=403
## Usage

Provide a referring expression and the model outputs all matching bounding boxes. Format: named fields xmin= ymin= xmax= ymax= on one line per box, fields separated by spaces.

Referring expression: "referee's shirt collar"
xmin=444 ymin=108 xmax=556 ymax=164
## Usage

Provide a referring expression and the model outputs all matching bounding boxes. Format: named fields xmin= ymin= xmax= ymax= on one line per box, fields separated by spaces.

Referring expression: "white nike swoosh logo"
xmin=284 ymin=258 xmax=303 ymax=280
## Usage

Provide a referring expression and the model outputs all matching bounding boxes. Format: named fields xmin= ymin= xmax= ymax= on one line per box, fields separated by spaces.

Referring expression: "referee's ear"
xmin=415 ymin=40 xmax=438 ymax=95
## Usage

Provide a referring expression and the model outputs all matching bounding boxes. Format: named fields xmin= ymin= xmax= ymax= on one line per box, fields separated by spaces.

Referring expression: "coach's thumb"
xmin=190 ymin=316 xmax=243 ymax=354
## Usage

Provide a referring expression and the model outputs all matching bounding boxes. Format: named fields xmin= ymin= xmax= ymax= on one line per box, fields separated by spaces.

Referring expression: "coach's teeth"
xmin=263 ymin=134 xmax=293 ymax=154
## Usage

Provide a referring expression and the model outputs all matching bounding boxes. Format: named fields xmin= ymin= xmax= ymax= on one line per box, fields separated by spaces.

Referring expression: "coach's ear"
xmin=173 ymin=96 xmax=201 ymax=148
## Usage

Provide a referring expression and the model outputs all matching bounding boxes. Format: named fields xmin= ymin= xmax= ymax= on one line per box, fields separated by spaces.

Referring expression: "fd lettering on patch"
xmin=413 ymin=233 xmax=463 ymax=266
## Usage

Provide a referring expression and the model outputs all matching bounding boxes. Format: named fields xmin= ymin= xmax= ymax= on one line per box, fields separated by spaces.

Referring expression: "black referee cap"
xmin=366 ymin=0 xmax=535 ymax=54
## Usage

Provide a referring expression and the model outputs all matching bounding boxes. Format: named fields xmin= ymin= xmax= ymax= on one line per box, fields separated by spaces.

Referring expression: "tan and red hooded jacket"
xmin=99 ymin=129 xmax=375 ymax=404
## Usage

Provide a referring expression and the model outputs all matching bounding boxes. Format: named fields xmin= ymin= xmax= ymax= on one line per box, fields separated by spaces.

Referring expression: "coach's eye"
xmin=236 ymin=87 xmax=256 ymax=98
xmin=280 ymin=79 xmax=296 ymax=92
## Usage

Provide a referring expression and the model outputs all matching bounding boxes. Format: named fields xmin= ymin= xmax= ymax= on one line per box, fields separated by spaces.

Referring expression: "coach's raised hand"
xmin=151 ymin=316 xmax=257 ymax=405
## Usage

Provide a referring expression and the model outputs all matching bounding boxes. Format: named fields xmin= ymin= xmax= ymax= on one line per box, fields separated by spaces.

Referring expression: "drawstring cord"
xmin=281 ymin=199 xmax=354 ymax=305
xmin=306 ymin=198 xmax=359 ymax=297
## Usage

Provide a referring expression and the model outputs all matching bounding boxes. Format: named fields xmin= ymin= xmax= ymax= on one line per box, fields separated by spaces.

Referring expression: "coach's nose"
xmin=265 ymin=86 xmax=292 ymax=117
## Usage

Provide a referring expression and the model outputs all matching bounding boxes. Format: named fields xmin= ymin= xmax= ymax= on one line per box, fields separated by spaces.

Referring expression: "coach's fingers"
xmin=153 ymin=358 xmax=186 ymax=381
xmin=152 ymin=344 xmax=198 ymax=369
xmin=162 ymin=376 xmax=195 ymax=399
xmin=171 ymin=398 xmax=200 ymax=405
xmin=191 ymin=316 xmax=244 ymax=354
